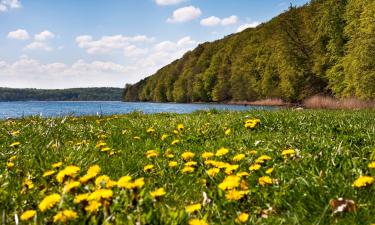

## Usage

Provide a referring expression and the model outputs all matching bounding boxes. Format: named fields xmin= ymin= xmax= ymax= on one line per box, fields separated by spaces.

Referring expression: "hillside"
xmin=0 ymin=87 xmax=124 ymax=101
xmin=124 ymin=0 xmax=375 ymax=103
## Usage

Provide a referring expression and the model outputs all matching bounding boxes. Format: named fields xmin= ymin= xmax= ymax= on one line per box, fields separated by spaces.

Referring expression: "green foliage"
xmin=0 ymin=87 xmax=123 ymax=101
xmin=124 ymin=0 xmax=375 ymax=103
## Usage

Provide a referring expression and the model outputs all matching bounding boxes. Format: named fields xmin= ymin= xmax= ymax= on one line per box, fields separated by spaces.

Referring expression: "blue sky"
xmin=0 ymin=0 xmax=309 ymax=88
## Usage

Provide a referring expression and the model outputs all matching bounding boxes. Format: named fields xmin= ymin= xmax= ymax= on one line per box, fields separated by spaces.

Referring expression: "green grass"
xmin=1 ymin=110 xmax=375 ymax=224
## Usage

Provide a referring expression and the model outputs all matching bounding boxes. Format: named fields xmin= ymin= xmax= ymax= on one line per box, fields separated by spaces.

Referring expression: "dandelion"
xmin=218 ymin=176 xmax=241 ymax=190
xmin=6 ymin=161 xmax=14 ymax=169
xmin=171 ymin=139 xmax=180 ymax=145
xmin=80 ymin=165 xmax=101 ymax=183
xmin=43 ymin=170 xmax=56 ymax=177
xmin=53 ymin=210 xmax=78 ymax=223
xmin=182 ymin=166 xmax=195 ymax=173
xmin=10 ymin=142 xmax=21 ymax=147
xmin=281 ymin=149 xmax=295 ymax=158
xmin=185 ymin=203 xmax=201 ymax=213
xmin=63 ymin=181 xmax=80 ymax=193
xmin=368 ymin=162 xmax=375 ymax=169
xmin=95 ymin=175 xmax=117 ymax=188
xmin=133 ymin=136 xmax=141 ymax=140
xmin=9 ymin=156 xmax=17 ymax=161
xmin=225 ymin=129 xmax=231 ymax=135
xmin=146 ymin=150 xmax=159 ymax=158
xmin=169 ymin=161 xmax=178 ymax=168
xmin=74 ymin=193 xmax=89 ymax=204
xmin=244 ymin=119 xmax=260 ymax=129
xmin=52 ymin=162 xmax=63 ymax=168
xmin=117 ymin=176 xmax=132 ymax=189
xmin=144 ymin=164 xmax=154 ymax=172
xmin=235 ymin=213 xmax=249 ymax=223
xmin=100 ymin=147 xmax=111 ymax=152
xmin=232 ymin=154 xmax=246 ymax=162
xmin=249 ymin=164 xmax=261 ymax=171
xmin=225 ymin=190 xmax=248 ymax=201
xmin=236 ymin=172 xmax=250 ymax=177
xmin=147 ymin=128 xmax=155 ymax=133
xmin=248 ymin=150 xmax=258 ymax=155
xmin=181 ymin=152 xmax=195 ymax=161
xmin=225 ymin=165 xmax=239 ymax=175
xmin=161 ymin=134 xmax=169 ymax=141
xmin=20 ymin=210 xmax=36 ymax=221
xmin=185 ymin=161 xmax=198 ymax=167
xmin=202 ymin=152 xmax=214 ymax=159
xmin=132 ymin=178 xmax=145 ymax=189
xmin=188 ymin=219 xmax=209 ymax=225
xmin=23 ymin=178 xmax=34 ymax=190
xmin=56 ymin=166 xmax=80 ymax=183
xmin=177 ymin=124 xmax=184 ymax=131
xmin=266 ymin=168 xmax=274 ymax=174
xmin=11 ymin=130 xmax=20 ymax=136
xmin=255 ymin=155 xmax=272 ymax=164
xmin=88 ymin=189 xmax=113 ymax=201
xmin=150 ymin=187 xmax=166 ymax=198
xmin=352 ymin=176 xmax=374 ymax=188
xmin=258 ymin=176 xmax=273 ymax=186
xmin=38 ymin=194 xmax=61 ymax=212
xmin=85 ymin=201 xmax=102 ymax=213
xmin=207 ymin=168 xmax=220 ymax=177
xmin=215 ymin=147 xmax=229 ymax=157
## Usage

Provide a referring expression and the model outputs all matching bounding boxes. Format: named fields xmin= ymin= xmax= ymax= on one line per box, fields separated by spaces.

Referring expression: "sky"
xmin=0 ymin=0 xmax=309 ymax=89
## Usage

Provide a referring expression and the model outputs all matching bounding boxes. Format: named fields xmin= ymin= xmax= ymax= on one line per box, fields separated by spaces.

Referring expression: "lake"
xmin=0 ymin=101 xmax=275 ymax=119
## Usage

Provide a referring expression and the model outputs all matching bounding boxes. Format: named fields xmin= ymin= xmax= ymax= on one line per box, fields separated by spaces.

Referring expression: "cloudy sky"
xmin=0 ymin=0 xmax=309 ymax=89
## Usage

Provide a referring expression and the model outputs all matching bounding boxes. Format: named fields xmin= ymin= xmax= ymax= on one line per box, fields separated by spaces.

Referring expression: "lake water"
xmin=0 ymin=101 xmax=275 ymax=119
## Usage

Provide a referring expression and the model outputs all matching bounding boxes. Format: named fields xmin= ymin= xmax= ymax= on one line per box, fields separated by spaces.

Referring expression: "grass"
xmin=303 ymin=96 xmax=375 ymax=109
xmin=1 ymin=110 xmax=375 ymax=224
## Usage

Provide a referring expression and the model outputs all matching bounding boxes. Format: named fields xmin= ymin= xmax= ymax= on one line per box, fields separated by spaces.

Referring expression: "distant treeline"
xmin=124 ymin=0 xmax=375 ymax=103
xmin=0 ymin=87 xmax=124 ymax=101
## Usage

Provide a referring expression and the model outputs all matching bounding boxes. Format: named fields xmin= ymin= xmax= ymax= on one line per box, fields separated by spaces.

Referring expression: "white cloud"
xmin=200 ymin=15 xmax=238 ymax=27
xmin=76 ymin=34 xmax=154 ymax=55
xmin=155 ymin=0 xmax=186 ymax=6
xmin=167 ymin=6 xmax=201 ymax=23
xmin=7 ymin=29 xmax=29 ymax=40
xmin=124 ymin=45 xmax=148 ymax=57
xmin=34 ymin=30 xmax=55 ymax=41
xmin=0 ymin=0 xmax=21 ymax=12
xmin=24 ymin=42 xmax=53 ymax=51
xmin=237 ymin=22 xmax=260 ymax=32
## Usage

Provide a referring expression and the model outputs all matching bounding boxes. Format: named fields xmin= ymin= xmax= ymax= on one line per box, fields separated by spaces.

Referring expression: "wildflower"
xmin=132 ymin=178 xmax=145 ymax=189
xmin=244 ymin=119 xmax=260 ymax=129
xmin=133 ymin=136 xmax=141 ymax=140
xmin=255 ymin=155 xmax=272 ymax=164
xmin=56 ymin=166 xmax=80 ymax=183
xmin=185 ymin=161 xmax=197 ymax=167
xmin=249 ymin=164 xmax=261 ymax=171
xmin=144 ymin=164 xmax=154 ymax=172
xmin=182 ymin=166 xmax=195 ymax=173
xmin=52 ymin=162 xmax=63 ymax=168
xmin=225 ymin=129 xmax=231 ymax=135
xmin=281 ymin=149 xmax=296 ymax=158
xmin=38 ymin=194 xmax=61 ymax=212
xmin=352 ymin=176 xmax=374 ymax=188
xmin=207 ymin=168 xmax=220 ymax=177
xmin=171 ymin=139 xmax=180 ymax=145
xmin=10 ymin=142 xmax=20 ymax=147
xmin=248 ymin=150 xmax=258 ymax=155
xmin=177 ymin=124 xmax=184 ymax=131
xmin=169 ymin=161 xmax=178 ymax=168
xmin=150 ymin=187 xmax=166 ymax=198
xmin=23 ymin=178 xmax=34 ymax=190
xmin=188 ymin=219 xmax=209 ymax=225
xmin=95 ymin=175 xmax=117 ymax=188
xmin=88 ymin=189 xmax=113 ymax=201
xmin=9 ymin=156 xmax=17 ymax=161
xmin=147 ymin=128 xmax=155 ymax=133
xmin=232 ymin=154 xmax=246 ymax=162
xmin=63 ymin=181 xmax=80 ymax=193
xmin=117 ymin=176 xmax=132 ymax=189
xmin=202 ymin=152 xmax=214 ymax=159
xmin=185 ymin=203 xmax=201 ymax=213
xmin=146 ymin=150 xmax=159 ymax=158
xmin=236 ymin=172 xmax=250 ymax=177
xmin=11 ymin=130 xmax=20 ymax=136
xmin=161 ymin=134 xmax=169 ymax=141
xmin=218 ymin=176 xmax=241 ymax=190
xmin=43 ymin=170 xmax=56 ymax=177
xmin=80 ymin=165 xmax=101 ymax=183
xmin=20 ymin=210 xmax=36 ymax=221
xmin=181 ymin=152 xmax=195 ymax=161
xmin=6 ymin=161 xmax=14 ymax=169
xmin=216 ymin=147 xmax=229 ymax=157
xmin=368 ymin=162 xmax=375 ymax=169
xmin=225 ymin=165 xmax=239 ymax=175
xmin=258 ymin=176 xmax=273 ymax=186
xmin=74 ymin=193 xmax=89 ymax=204
xmin=225 ymin=190 xmax=248 ymax=201
xmin=266 ymin=168 xmax=274 ymax=174
xmin=101 ymin=147 xmax=111 ymax=152
xmin=53 ymin=210 xmax=78 ymax=223
xmin=85 ymin=201 xmax=101 ymax=213
xmin=235 ymin=213 xmax=249 ymax=223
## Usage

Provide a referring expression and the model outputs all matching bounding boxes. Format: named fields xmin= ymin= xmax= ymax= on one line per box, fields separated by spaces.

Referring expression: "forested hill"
xmin=124 ymin=0 xmax=375 ymax=103
xmin=0 ymin=87 xmax=123 ymax=101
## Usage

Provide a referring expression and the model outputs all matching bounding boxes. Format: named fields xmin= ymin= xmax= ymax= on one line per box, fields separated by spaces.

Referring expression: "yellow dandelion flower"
xmin=117 ymin=176 xmax=133 ymax=189
xmin=225 ymin=165 xmax=239 ymax=174
xmin=38 ymin=194 xmax=61 ymax=212
xmin=146 ymin=150 xmax=159 ymax=158
xmin=143 ymin=164 xmax=154 ymax=172
xmin=6 ymin=161 xmax=14 ymax=169
xmin=218 ymin=176 xmax=241 ymax=190
xmin=215 ymin=147 xmax=229 ymax=157
xmin=185 ymin=161 xmax=198 ymax=167
xmin=248 ymin=150 xmax=258 ymax=155
xmin=20 ymin=210 xmax=36 ymax=221
xmin=147 ymin=128 xmax=155 ymax=133
xmin=74 ymin=193 xmax=89 ymax=204
xmin=9 ymin=156 xmax=17 ymax=161
xmin=100 ymin=147 xmax=111 ymax=152
xmin=85 ymin=201 xmax=101 ymax=213
xmin=352 ymin=176 xmax=374 ymax=188
xmin=225 ymin=190 xmax=248 ymax=201
xmin=207 ymin=168 xmax=220 ymax=177
xmin=132 ymin=177 xmax=145 ymax=189
xmin=225 ymin=129 xmax=231 ymax=135
xmin=236 ymin=172 xmax=250 ymax=177
xmin=258 ymin=176 xmax=273 ymax=186
xmin=188 ymin=219 xmax=209 ymax=225
xmin=181 ymin=152 xmax=195 ymax=161
xmin=185 ymin=203 xmax=201 ymax=213
xmin=56 ymin=166 xmax=80 ymax=183
xmin=368 ymin=162 xmax=375 ymax=169
xmin=95 ymin=175 xmax=117 ymax=188
xmin=43 ymin=170 xmax=56 ymax=177
xmin=182 ymin=166 xmax=195 ymax=173
xmin=133 ymin=136 xmax=141 ymax=140
xmin=10 ymin=142 xmax=21 ymax=147
xmin=53 ymin=210 xmax=78 ymax=223
xmin=255 ymin=155 xmax=272 ymax=164
xmin=88 ymin=189 xmax=113 ymax=201
xmin=232 ymin=154 xmax=246 ymax=162
xmin=235 ymin=213 xmax=249 ymax=223
xmin=52 ymin=162 xmax=63 ymax=168
xmin=11 ymin=130 xmax=20 ymax=136
xmin=161 ymin=134 xmax=169 ymax=141
xmin=168 ymin=161 xmax=178 ymax=168
xmin=171 ymin=139 xmax=180 ymax=145
xmin=150 ymin=187 xmax=166 ymax=198
xmin=266 ymin=168 xmax=274 ymax=174
xmin=249 ymin=164 xmax=261 ymax=171
xmin=177 ymin=124 xmax=184 ymax=131
xmin=23 ymin=178 xmax=34 ymax=190
xmin=202 ymin=152 xmax=214 ymax=159
xmin=63 ymin=181 xmax=80 ymax=193
xmin=281 ymin=149 xmax=295 ymax=158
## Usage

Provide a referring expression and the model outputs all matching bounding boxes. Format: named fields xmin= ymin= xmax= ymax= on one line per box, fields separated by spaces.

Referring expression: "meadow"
xmin=1 ymin=109 xmax=374 ymax=224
